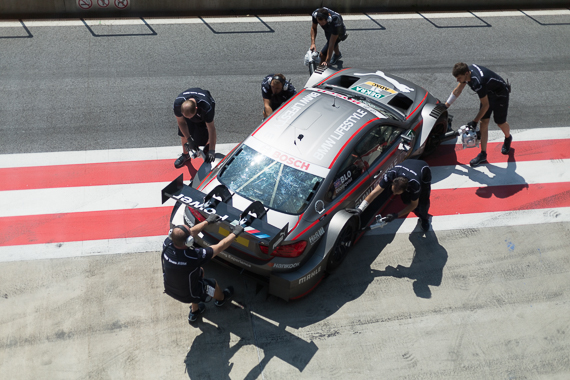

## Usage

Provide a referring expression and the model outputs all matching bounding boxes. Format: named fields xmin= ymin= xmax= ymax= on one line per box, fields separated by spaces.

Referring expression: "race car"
xmin=162 ymin=67 xmax=455 ymax=301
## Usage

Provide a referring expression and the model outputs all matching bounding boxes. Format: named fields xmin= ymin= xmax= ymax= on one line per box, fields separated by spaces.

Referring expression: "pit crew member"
xmin=261 ymin=74 xmax=297 ymax=119
xmin=173 ymin=88 xmax=217 ymax=168
xmin=445 ymin=63 xmax=513 ymax=167
xmin=310 ymin=7 xmax=348 ymax=66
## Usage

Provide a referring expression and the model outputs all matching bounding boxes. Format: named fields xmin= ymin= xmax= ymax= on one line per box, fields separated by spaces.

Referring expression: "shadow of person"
xmin=373 ymin=230 xmax=448 ymax=299
xmin=471 ymin=148 xmax=529 ymax=199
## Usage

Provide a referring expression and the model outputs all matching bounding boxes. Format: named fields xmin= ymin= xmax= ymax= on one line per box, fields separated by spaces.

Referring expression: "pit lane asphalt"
xmin=1 ymin=11 xmax=570 ymax=379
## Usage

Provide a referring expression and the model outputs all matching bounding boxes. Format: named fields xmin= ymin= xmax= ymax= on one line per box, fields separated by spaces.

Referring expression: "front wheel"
xmin=325 ymin=223 xmax=356 ymax=273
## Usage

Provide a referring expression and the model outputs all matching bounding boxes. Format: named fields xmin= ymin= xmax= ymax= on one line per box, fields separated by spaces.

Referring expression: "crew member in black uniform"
xmin=161 ymin=213 xmax=244 ymax=323
xmin=173 ymin=88 xmax=217 ymax=168
xmin=261 ymin=74 xmax=297 ymax=119
xmin=349 ymin=159 xmax=432 ymax=232
xmin=310 ymin=7 xmax=348 ymax=66
xmin=445 ymin=62 xmax=513 ymax=167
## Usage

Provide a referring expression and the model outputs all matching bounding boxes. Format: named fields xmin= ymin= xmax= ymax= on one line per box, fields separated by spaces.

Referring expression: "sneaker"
xmin=214 ymin=286 xmax=234 ymax=307
xmin=174 ymin=153 xmax=190 ymax=169
xmin=421 ymin=218 xmax=430 ymax=232
xmin=188 ymin=302 xmax=205 ymax=323
xmin=501 ymin=135 xmax=512 ymax=154
xmin=470 ymin=151 xmax=488 ymax=167
xmin=330 ymin=52 xmax=342 ymax=65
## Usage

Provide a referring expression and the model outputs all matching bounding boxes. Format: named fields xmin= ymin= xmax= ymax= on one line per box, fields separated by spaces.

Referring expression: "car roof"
xmin=250 ymin=88 xmax=387 ymax=170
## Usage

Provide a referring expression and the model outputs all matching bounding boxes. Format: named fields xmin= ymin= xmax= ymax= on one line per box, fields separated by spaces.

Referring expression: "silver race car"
xmin=162 ymin=67 xmax=454 ymax=300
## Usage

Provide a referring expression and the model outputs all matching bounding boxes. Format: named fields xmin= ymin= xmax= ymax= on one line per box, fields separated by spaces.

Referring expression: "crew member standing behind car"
xmin=161 ymin=214 xmax=245 ymax=323
xmin=349 ymin=159 xmax=432 ymax=232
xmin=261 ymin=74 xmax=297 ymax=119
xmin=310 ymin=7 xmax=348 ymax=66
xmin=444 ymin=63 xmax=513 ymax=167
xmin=173 ymin=88 xmax=217 ymax=168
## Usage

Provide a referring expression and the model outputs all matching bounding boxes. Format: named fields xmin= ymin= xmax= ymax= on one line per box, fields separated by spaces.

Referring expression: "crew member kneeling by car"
xmin=161 ymin=214 xmax=243 ymax=323
xmin=349 ymin=159 xmax=432 ymax=232
xmin=173 ymin=88 xmax=217 ymax=168
xmin=261 ymin=74 xmax=297 ymax=119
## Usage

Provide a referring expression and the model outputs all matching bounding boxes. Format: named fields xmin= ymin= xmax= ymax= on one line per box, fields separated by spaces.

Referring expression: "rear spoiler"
xmin=161 ymin=174 xmax=288 ymax=254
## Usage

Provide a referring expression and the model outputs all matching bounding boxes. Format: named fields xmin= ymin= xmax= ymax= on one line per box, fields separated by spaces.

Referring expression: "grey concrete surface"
xmin=1 ymin=1 xmax=569 ymax=18
xmin=1 ymin=12 xmax=570 ymax=380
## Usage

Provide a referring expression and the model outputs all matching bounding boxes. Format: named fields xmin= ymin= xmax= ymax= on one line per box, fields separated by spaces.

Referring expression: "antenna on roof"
xmin=332 ymin=96 xmax=339 ymax=108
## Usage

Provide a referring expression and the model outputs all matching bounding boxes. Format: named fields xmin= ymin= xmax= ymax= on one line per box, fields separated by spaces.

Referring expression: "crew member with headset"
xmin=310 ymin=7 xmax=348 ymax=66
xmin=173 ymin=88 xmax=217 ymax=168
xmin=349 ymin=159 xmax=432 ymax=232
xmin=261 ymin=74 xmax=297 ymax=119
xmin=445 ymin=62 xmax=513 ymax=167
xmin=161 ymin=213 xmax=244 ymax=323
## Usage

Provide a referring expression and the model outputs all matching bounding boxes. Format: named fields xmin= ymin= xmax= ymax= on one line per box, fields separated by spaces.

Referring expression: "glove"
xmin=467 ymin=121 xmax=478 ymax=130
xmin=232 ymin=225 xmax=244 ymax=237
xmin=384 ymin=213 xmax=398 ymax=223
xmin=346 ymin=208 xmax=362 ymax=216
xmin=206 ymin=214 xmax=221 ymax=224
xmin=205 ymin=150 xmax=215 ymax=163
xmin=185 ymin=139 xmax=197 ymax=152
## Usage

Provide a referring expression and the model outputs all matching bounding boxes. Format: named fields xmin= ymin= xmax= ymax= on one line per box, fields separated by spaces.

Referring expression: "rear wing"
xmin=161 ymin=174 xmax=288 ymax=253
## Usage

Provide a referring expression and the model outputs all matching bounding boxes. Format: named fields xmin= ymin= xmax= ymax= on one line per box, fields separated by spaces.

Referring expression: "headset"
xmin=315 ymin=10 xmax=332 ymax=24
xmin=168 ymin=225 xmax=194 ymax=247
xmin=271 ymin=75 xmax=289 ymax=91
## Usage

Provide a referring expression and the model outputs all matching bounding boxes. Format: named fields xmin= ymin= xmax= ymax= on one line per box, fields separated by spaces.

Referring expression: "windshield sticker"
xmin=272 ymin=150 xmax=310 ymax=171
xmin=313 ymin=109 xmax=368 ymax=160
xmin=351 ymin=85 xmax=386 ymax=100
xmin=354 ymin=71 xmax=415 ymax=93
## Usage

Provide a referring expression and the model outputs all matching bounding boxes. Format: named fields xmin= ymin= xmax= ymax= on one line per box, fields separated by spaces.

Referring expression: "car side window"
xmin=355 ymin=124 xmax=404 ymax=168
xmin=325 ymin=150 xmax=367 ymax=202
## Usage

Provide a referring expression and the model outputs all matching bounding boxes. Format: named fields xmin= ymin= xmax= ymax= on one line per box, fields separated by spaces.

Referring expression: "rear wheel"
xmin=325 ymin=222 xmax=356 ymax=273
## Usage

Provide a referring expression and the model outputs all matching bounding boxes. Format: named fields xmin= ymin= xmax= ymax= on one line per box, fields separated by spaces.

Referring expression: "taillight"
xmin=189 ymin=208 xmax=206 ymax=223
xmin=260 ymin=241 xmax=307 ymax=258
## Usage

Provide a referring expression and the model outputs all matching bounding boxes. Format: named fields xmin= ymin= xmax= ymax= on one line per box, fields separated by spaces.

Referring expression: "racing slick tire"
xmin=325 ymin=221 xmax=357 ymax=274
xmin=422 ymin=115 xmax=448 ymax=157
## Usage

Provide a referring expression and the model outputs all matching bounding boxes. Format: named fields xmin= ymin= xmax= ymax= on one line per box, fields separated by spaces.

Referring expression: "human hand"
xmin=205 ymin=150 xmax=215 ymax=163
xmin=232 ymin=225 xmax=244 ymax=237
xmin=346 ymin=208 xmax=362 ymax=216
xmin=384 ymin=213 xmax=398 ymax=222
xmin=310 ymin=44 xmax=316 ymax=52
xmin=206 ymin=214 xmax=221 ymax=224
xmin=467 ymin=121 xmax=478 ymax=130
xmin=185 ymin=138 xmax=197 ymax=152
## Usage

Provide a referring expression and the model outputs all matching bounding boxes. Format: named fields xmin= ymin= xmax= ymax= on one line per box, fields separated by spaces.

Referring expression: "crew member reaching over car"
xmin=349 ymin=159 xmax=432 ymax=232
xmin=161 ymin=214 xmax=243 ymax=323
xmin=173 ymin=88 xmax=217 ymax=168
xmin=310 ymin=7 xmax=348 ymax=66
xmin=261 ymin=74 xmax=297 ymax=119
xmin=445 ymin=63 xmax=513 ymax=167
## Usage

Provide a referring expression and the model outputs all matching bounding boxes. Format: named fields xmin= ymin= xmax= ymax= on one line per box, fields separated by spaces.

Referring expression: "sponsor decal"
xmin=171 ymin=193 xmax=221 ymax=216
xmin=354 ymin=71 xmax=415 ymax=93
xmin=364 ymin=81 xmax=397 ymax=94
xmin=273 ymin=262 xmax=301 ymax=269
xmin=350 ymin=86 xmax=386 ymax=100
xmin=313 ymin=109 xmax=368 ymax=160
xmin=333 ymin=170 xmax=353 ymax=195
xmin=273 ymin=92 xmax=321 ymax=127
xmin=299 ymin=265 xmax=322 ymax=284
xmin=219 ymin=251 xmax=252 ymax=268
xmin=309 ymin=227 xmax=325 ymax=245
xmin=272 ymin=150 xmax=310 ymax=171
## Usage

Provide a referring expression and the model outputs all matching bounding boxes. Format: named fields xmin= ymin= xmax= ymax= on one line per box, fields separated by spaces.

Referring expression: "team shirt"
xmin=161 ymin=237 xmax=214 ymax=302
xmin=467 ymin=64 xmax=509 ymax=99
xmin=173 ymin=88 xmax=215 ymax=124
xmin=311 ymin=7 xmax=345 ymax=35
xmin=379 ymin=159 xmax=431 ymax=201
xmin=261 ymin=74 xmax=297 ymax=109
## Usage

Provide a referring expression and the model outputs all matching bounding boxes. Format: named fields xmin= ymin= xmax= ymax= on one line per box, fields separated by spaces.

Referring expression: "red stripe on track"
xmin=425 ymin=139 xmax=570 ymax=167
xmin=381 ymin=182 xmax=570 ymax=217
xmin=0 ymin=159 xmax=203 ymax=191
xmin=0 ymin=207 xmax=170 ymax=247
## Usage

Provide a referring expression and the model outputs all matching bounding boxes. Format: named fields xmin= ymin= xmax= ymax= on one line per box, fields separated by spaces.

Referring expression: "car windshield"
xmin=219 ymin=145 xmax=323 ymax=215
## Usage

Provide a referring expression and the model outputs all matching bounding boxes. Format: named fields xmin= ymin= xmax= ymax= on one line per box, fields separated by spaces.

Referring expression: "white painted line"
xmin=0 ymin=143 xmax=238 ymax=168
xmin=0 ymin=182 xmax=175 ymax=217
xmin=0 ymin=10 xmax=568 ymax=27
xmin=431 ymin=159 xmax=570 ymax=190
xmin=367 ymin=207 xmax=570 ymax=236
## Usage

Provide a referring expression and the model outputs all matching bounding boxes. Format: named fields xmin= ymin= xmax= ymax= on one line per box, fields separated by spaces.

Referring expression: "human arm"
xmin=205 ymin=121 xmax=217 ymax=151
xmin=210 ymin=225 xmax=244 ymax=258
xmin=310 ymin=22 xmax=318 ymax=52
xmin=176 ymin=116 xmax=191 ymax=141
xmin=445 ymin=82 xmax=466 ymax=108
xmin=322 ymin=34 xmax=339 ymax=66
xmin=263 ymin=98 xmax=273 ymax=119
